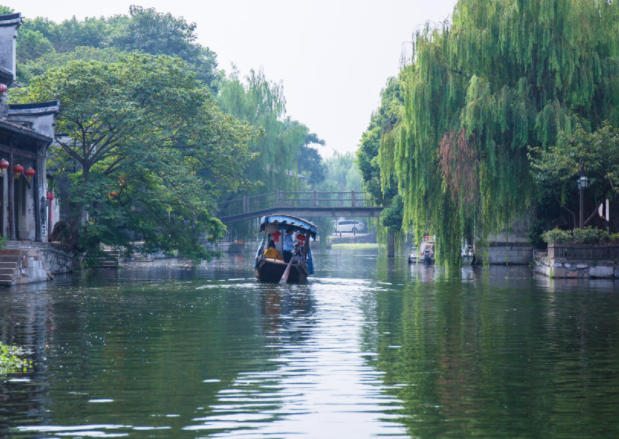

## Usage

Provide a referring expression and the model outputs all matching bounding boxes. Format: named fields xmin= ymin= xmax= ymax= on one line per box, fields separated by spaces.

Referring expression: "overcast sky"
xmin=6 ymin=0 xmax=458 ymax=156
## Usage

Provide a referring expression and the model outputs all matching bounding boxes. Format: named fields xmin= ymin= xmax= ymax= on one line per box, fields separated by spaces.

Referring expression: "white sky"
xmin=5 ymin=0 xmax=458 ymax=156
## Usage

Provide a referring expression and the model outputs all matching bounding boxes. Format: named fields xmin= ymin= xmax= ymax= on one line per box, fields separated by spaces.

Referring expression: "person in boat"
xmin=263 ymin=241 xmax=281 ymax=260
xmin=282 ymin=227 xmax=295 ymax=262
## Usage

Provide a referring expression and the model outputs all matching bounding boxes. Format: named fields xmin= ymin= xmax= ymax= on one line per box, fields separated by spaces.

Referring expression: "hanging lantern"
xmin=0 ymin=159 xmax=8 ymax=177
xmin=46 ymin=191 xmax=55 ymax=201
xmin=0 ymin=84 xmax=7 ymax=93
xmin=24 ymin=167 xmax=36 ymax=182
xmin=272 ymin=231 xmax=282 ymax=242
xmin=297 ymin=234 xmax=306 ymax=243
xmin=13 ymin=164 xmax=23 ymax=179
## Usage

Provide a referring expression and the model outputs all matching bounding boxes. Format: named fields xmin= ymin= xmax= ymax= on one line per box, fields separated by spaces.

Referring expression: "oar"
xmin=281 ymin=255 xmax=294 ymax=283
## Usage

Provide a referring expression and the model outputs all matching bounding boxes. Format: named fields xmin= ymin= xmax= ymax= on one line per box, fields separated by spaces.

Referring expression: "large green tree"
xmin=529 ymin=122 xmax=619 ymax=229
xmin=357 ymin=76 xmax=403 ymax=206
xmin=11 ymin=54 xmax=256 ymax=260
xmin=218 ymin=69 xmax=303 ymax=195
xmin=15 ymin=5 xmax=220 ymax=91
xmin=378 ymin=0 xmax=619 ymax=267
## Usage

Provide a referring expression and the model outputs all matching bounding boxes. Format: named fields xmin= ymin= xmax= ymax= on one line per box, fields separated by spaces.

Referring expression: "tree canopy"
xmin=375 ymin=0 xmax=619 ymax=267
xmin=11 ymin=54 xmax=256 ymax=260
xmin=15 ymin=5 xmax=220 ymax=91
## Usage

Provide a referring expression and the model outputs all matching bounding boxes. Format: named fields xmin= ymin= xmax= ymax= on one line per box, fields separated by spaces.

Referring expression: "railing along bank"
xmin=218 ymin=190 xmax=374 ymax=217
xmin=548 ymin=244 xmax=619 ymax=260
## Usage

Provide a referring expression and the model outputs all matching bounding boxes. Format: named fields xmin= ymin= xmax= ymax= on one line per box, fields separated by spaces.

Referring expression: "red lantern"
xmin=46 ymin=191 xmax=55 ymax=201
xmin=13 ymin=164 xmax=23 ymax=179
xmin=0 ymin=159 xmax=8 ymax=177
xmin=24 ymin=167 xmax=36 ymax=182
xmin=0 ymin=84 xmax=7 ymax=93
xmin=297 ymin=234 xmax=306 ymax=243
xmin=271 ymin=231 xmax=282 ymax=242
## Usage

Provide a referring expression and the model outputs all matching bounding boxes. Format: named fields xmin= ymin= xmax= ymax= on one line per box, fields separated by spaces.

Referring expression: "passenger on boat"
xmin=282 ymin=228 xmax=295 ymax=262
xmin=263 ymin=241 xmax=281 ymax=260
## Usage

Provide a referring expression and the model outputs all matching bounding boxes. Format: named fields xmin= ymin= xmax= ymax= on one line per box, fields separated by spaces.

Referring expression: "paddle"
xmin=280 ymin=254 xmax=294 ymax=283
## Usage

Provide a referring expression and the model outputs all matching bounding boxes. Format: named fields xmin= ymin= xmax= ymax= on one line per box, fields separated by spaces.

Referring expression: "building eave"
xmin=0 ymin=119 xmax=53 ymax=144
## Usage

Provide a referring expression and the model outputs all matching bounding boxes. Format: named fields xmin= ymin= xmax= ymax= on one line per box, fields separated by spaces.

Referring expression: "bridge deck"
xmin=218 ymin=190 xmax=383 ymax=224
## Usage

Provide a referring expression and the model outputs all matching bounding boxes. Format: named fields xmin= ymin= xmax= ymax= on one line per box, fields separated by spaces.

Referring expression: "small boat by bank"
xmin=255 ymin=215 xmax=317 ymax=283
xmin=409 ymin=238 xmax=435 ymax=264
xmin=462 ymin=244 xmax=475 ymax=265
xmin=409 ymin=239 xmax=476 ymax=265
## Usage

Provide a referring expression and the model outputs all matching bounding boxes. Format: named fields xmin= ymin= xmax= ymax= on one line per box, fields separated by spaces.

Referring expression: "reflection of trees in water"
xmin=368 ymin=267 xmax=619 ymax=438
xmin=0 ymin=267 xmax=271 ymax=435
xmin=0 ymin=284 xmax=52 ymax=436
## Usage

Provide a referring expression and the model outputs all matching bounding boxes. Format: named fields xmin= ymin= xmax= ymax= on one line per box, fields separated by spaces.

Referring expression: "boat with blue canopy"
xmin=255 ymin=215 xmax=317 ymax=283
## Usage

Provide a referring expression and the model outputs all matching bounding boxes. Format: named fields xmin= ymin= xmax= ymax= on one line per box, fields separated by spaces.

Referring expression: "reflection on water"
xmin=1 ymin=249 xmax=619 ymax=438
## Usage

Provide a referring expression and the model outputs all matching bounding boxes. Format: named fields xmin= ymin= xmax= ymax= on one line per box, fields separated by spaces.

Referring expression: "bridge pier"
xmin=388 ymin=233 xmax=395 ymax=258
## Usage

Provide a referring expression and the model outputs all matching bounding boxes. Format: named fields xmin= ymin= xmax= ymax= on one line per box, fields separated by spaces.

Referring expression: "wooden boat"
xmin=255 ymin=215 xmax=317 ymax=283
xmin=409 ymin=238 xmax=435 ymax=264
xmin=409 ymin=239 xmax=476 ymax=265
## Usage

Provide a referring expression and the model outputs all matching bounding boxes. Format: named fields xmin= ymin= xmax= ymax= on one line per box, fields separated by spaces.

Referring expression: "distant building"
xmin=0 ymin=12 xmax=59 ymax=242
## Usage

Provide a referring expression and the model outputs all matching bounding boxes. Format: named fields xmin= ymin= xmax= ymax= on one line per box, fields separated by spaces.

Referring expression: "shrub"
xmin=541 ymin=229 xmax=573 ymax=244
xmin=572 ymin=227 xmax=609 ymax=244
xmin=541 ymin=227 xmax=611 ymax=245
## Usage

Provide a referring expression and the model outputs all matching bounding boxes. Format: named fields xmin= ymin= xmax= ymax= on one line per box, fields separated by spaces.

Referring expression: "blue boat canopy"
xmin=259 ymin=215 xmax=318 ymax=239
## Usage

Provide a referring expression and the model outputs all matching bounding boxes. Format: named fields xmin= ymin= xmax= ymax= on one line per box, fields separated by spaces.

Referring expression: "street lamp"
xmin=577 ymin=159 xmax=587 ymax=228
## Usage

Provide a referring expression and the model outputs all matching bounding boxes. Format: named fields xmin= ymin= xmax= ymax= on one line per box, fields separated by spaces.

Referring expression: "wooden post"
xmin=8 ymin=144 xmax=14 ymax=240
xmin=351 ymin=190 xmax=356 ymax=208
xmin=33 ymin=158 xmax=41 ymax=242
xmin=388 ymin=233 xmax=395 ymax=258
xmin=313 ymin=190 xmax=317 ymax=207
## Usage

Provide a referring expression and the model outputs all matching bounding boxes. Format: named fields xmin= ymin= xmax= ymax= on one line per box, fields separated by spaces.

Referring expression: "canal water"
xmin=2 ymin=248 xmax=619 ymax=438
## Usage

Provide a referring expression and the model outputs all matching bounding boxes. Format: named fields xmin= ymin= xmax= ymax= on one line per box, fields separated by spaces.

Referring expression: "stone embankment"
xmin=0 ymin=242 xmax=79 ymax=286
xmin=534 ymin=245 xmax=619 ymax=278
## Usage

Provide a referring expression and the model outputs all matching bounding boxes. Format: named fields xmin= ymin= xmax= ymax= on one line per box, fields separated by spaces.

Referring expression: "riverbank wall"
xmin=0 ymin=242 xmax=79 ymax=286
xmin=534 ymin=245 xmax=619 ymax=278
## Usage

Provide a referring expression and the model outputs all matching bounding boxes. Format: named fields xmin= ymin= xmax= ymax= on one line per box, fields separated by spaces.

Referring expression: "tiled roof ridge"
xmin=0 ymin=119 xmax=53 ymax=143
xmin=8 ymin=100 xmax=60 ymax=111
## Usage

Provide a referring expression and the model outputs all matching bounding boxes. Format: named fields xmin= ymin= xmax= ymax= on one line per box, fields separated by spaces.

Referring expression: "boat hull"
xmin=255 ymin=258 xmax=309 ymax=283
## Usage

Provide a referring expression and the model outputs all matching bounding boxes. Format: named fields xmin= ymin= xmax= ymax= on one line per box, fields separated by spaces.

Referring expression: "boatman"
xmin=263 ymin=241 xmax=281 ymax=260
xmin=282 ymin=228 xmax=295 ymax=262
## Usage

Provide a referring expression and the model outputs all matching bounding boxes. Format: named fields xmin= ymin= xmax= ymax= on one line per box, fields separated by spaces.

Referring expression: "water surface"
xmin=1 ymin=249 xmax=619 ymax=438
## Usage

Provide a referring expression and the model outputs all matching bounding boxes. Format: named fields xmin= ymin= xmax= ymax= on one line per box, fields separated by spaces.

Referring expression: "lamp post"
xmin=577 ymin=159 xmax=588 ymax=229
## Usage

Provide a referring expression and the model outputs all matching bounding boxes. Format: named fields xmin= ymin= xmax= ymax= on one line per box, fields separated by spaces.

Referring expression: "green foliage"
xmin=0 ymin=342 xmax=32 ymax=375
xmin=529 ymin=122 xmax=619 ymax=227
xmin=16 ymin=29 xmax=55 ymax=63
xmin=18 ymin=46 xmax=122 ymax=85
xmin=320 ymin=152 xmax=362 ymax=192
xmin=16 ymin=6 xmax=219 ymax=91
xmin=542 ymin=227 xmax=610 ymax=245
xmin=381 ymin=195 xmax=404 ymax=234
xmin=11 ymin=54 xmax=256 ymax=261
xmin=378 ymin=0 xmax=619 ymax=268
xmin=527 ymin=219 xmax=547 ymax=249
xmin=110 ymin=6 xmax=219 ymax=90
xmin=0 ymin=5 xmax=14 ymax=14
xmin=218 ymin=69 xmax=297 ymax=193
xmin=357 ymin=76 xmax=403 ymax=206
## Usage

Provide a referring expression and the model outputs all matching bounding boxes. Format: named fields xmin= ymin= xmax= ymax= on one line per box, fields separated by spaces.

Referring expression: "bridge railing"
xmin=217 ymin=190 xmax=375 ymax=218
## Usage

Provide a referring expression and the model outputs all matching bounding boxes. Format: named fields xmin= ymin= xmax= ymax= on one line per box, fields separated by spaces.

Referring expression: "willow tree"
xmin=379 ymin=0 xmax=619 ymax=267
xmin=218 ymin=69 xmax=303 ymax=195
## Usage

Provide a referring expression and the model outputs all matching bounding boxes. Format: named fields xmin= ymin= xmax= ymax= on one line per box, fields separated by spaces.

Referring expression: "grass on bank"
xmin=0 ymin=342 xmax=32 ymax=374
xmin=331 ymin=243 xmax=379 ymax=250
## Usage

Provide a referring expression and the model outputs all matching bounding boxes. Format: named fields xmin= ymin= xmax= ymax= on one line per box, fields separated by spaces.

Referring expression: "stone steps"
xmin=0 ymin=252 xmax=19 ymax=286
xmin=86 ymin=250 xmax=122 ymax=268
